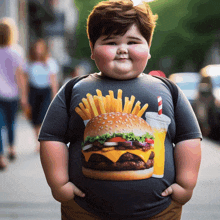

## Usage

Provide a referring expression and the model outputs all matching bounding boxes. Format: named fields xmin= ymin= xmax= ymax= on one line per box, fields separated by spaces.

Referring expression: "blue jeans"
xmin=0 ymin=99 xmax=18 ymax=155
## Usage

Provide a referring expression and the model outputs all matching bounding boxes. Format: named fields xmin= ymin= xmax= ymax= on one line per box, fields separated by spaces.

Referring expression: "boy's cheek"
xmin=131 ymin=51 xmax=150 ymax=60
xmin=94 ymin=46 xmax=115 ymax=59
xmin=130 ymin=46 xmax=150 ymax=58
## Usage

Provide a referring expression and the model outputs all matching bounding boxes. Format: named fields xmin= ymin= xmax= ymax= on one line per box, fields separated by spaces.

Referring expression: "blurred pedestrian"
xmin=0 ymin=17 xmax=25 ymax=60
xmin=62 ymin=64 xmax=86 ymax=85
xmin=0 ymin=22 xmax=27 ymax=170
xmin=47 ymin=53 xmax=61 ymax=86
xmin=24 ymin=39 xmax=59 ymax=151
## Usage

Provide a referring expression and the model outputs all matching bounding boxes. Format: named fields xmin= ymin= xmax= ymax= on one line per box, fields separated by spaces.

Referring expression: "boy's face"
xmin=90 ymin=24 xmax=151 ymax=80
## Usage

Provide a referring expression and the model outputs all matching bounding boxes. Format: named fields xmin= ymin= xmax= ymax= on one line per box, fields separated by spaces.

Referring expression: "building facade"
xmin=0 ymin=0 xmax=78 ymax=84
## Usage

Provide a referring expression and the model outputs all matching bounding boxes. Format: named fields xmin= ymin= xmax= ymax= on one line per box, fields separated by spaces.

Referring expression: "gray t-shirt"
xmin=39 ymin=73 xmax=202 ymax=219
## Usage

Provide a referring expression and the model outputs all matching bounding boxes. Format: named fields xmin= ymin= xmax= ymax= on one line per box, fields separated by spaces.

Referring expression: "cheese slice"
xmin=82 ymin=149 xmax=154 ymax=163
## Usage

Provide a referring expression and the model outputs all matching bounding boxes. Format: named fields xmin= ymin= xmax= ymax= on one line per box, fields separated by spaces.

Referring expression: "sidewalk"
xmin=0 ymin=113 xmax=60 ymax=220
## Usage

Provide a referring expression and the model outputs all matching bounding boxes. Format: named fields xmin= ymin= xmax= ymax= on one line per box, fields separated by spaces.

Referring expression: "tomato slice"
xmin=107 ymin=137 xmax=126 ymax=142
xmin=145 ymin=138 xmax=154 ymax=144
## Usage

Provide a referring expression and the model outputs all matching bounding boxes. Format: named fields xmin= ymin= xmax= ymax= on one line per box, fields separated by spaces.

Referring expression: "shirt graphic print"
xmin=75 ymin=88 xmax=170 ymax=181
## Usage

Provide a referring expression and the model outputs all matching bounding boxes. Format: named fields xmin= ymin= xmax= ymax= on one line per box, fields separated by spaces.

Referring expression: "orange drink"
xmin=145 ymin=112 xmax=171 ymax=178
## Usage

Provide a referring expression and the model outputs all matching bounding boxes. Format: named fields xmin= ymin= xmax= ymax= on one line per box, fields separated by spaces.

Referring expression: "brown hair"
xmin=87 ymin=0 xmax=158 ymax=48
xmin=0 ymin=17 xmax=19 ymax=46
xmin=0 ymin=23 xmax=11 ymax=46
xmin=29 ymin=39 xmax=49 ymax=63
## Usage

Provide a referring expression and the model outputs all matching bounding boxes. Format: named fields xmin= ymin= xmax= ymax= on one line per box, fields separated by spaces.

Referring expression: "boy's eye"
xmin=128 ymin=41 xmax=138 ymax=45
xmin=106 ymin=42 xmax=117 ymax=45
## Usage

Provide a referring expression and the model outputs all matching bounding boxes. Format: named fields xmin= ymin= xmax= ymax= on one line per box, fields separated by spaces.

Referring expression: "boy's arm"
xmin=40 ymin=141 xmax=85 ymax=202
xmin=161 ymin=138 xmax=201 ymax=204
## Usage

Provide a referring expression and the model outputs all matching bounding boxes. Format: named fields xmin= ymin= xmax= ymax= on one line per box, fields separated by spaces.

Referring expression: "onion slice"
xmin=104 ymin=142 xmax=118 ymax=146
xmin=82 ymin=144 xmax=93 ymax=151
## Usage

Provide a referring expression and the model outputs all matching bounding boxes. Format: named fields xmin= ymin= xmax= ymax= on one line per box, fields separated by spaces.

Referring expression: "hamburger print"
xmin=75 ymin=89 xmax=155 ymax=181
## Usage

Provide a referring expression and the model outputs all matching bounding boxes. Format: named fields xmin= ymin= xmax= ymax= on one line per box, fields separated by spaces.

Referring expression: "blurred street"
xmin=0 ymin=113 xmax=220 ymax=219
xmin=0 ymin=113 xmax=60 ymax=220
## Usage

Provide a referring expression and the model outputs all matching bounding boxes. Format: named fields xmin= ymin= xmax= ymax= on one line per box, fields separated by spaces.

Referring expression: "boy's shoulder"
xmin=151 ymin=75 xmax=179 ymax=111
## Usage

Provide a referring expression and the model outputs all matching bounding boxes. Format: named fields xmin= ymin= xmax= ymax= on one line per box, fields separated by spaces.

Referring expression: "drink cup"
xmin=145 ymin=112 xmax=171 ymax=178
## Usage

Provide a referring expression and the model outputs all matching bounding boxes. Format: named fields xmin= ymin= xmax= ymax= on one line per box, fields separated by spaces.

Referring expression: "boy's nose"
xmin=117 ymin=46 xmax=128 ymax=54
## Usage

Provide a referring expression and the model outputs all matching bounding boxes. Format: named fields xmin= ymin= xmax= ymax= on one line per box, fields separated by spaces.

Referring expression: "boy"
xmin=39 ymin=0 xmax=202 ymax=219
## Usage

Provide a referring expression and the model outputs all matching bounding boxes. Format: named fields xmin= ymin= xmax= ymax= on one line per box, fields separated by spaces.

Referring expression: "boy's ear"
xmin=90 ymin=42 xmax=95 ymax=60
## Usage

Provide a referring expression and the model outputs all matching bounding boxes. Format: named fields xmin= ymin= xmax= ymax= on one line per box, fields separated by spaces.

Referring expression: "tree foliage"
xmin=73 ymin=0 xmax=100 ymax=58
xmin=73 ymin=0 xmax=220 ymax=75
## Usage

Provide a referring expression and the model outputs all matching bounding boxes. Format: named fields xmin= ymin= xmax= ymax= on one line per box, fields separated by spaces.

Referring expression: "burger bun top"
xmin=84 ymin=112 xmax=153 ymax=140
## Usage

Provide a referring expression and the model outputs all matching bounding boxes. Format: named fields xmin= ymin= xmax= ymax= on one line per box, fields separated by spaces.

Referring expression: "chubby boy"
xmin=39 ymin=1 xmax=202 ymax=219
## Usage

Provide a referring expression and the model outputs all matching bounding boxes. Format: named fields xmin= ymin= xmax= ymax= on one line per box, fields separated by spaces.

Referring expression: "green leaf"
xmin=83 ymin=132 xmax=154 ymax=147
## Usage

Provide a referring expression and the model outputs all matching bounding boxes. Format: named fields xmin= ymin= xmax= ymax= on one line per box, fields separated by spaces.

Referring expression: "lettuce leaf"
xmin=83 ymin=132 xmax=154 ymax=145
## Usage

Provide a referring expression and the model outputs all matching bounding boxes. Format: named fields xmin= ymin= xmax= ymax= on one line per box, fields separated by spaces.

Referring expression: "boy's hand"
xmin=51 ymin=182 xmax=85 ymax=203
xmin=161 ymin=183 xmax=193 ymax=205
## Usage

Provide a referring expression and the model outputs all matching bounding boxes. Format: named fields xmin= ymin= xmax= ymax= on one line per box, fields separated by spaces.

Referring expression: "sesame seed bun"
xmin=84 ymin=112 xmax=153 ymax=140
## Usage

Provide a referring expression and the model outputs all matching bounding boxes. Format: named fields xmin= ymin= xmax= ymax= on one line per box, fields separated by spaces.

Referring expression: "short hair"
xmin=29 ymin=39 xmax=49 ymax=63
xmin=87 ymin=0 xmax=158 ymax=48
xmin=0 ymin=23 xmax=11 ymax=46
xmin=0 ymin=17 xmax=19 ymax=46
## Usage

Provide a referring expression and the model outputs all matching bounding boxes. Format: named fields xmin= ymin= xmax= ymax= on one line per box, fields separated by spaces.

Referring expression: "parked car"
xmin=194 ymin=65 xmax=220 ymax=138
xmin=168 ymin=72 xmax=201 ymax=110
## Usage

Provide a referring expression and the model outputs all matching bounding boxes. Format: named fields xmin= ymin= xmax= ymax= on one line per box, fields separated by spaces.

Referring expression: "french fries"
xmin=75 ymin=89 xmax=149 ymax=120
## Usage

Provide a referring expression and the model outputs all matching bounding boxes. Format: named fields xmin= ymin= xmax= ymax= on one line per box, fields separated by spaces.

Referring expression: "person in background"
xmin=47 ymin=54 xmax=61 ymax=87
xmin=62 ymin=64 xmax=87 ymax=85
xmin=0 ymin=17 xmax=25 ymax=60
xmin=24 ymin=39 xmax=59 ymax=151
xmin=0 ymin=22 xmax=27 ymax=170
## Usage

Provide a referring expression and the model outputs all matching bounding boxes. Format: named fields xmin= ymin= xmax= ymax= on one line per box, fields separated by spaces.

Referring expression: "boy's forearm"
xmin=161 ymin=139 xmax=201 ymax=204
xmin=174 ymin=139 xmax=201 ymax=190
xmin=40 ymin=141 xmax=69 ymax=190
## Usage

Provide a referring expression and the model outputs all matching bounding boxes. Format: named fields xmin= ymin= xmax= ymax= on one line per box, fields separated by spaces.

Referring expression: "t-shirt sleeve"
xmin=23 ymin=62 xmax=29 ymax=74
xmin=174 ymin=87 xmax=202 ymax=144
xmin=47 ymin=58 xmax=59 ymax=75
xmin=12 ymin=50 xmax=23 ymax=69
xmin=38 ymin=85 xmax=69 ymax=143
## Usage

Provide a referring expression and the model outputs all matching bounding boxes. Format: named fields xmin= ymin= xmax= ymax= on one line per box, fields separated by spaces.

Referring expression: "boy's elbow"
xmin=176 ymin=171 xmax=199 ymax=190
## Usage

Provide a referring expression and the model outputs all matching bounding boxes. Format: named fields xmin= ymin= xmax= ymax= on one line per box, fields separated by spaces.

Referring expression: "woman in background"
xmin=25 ymin=39 xmax=58 ymax=151
xmin=0 ymin=22 xmax=27 ymax=170
xmin=0 ymin=17 xmax=25 ymax=60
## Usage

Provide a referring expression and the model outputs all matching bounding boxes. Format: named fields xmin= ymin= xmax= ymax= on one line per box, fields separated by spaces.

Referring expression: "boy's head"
xmin=87 ymin=0 xmax=158 ymax=80
xmin=87 ymin=0 xmax=158 ymax=48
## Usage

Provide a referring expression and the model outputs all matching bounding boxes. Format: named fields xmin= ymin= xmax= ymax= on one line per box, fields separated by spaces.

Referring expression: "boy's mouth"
xmin=116 ymin=56 xmax=130 ymax=61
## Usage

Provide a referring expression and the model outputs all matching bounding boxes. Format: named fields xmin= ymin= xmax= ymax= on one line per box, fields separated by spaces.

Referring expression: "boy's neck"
xmin=97 ymin=72 xmax=145 ymax=79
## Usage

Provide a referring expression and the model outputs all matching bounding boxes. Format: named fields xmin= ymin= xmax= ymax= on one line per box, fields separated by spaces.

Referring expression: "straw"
xmin=157 ymin=96 xmax=162 ymax=115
